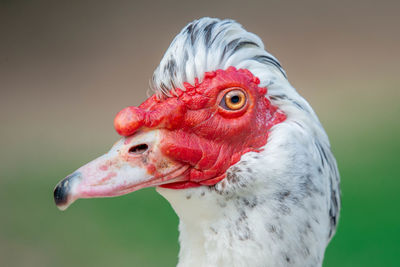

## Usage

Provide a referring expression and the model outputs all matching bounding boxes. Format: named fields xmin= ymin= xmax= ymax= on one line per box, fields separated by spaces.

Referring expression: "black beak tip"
xmin=54 ymin=180 xmax=69 ymax=206
xmin=53 ymin=172 xmax=80 ymax=207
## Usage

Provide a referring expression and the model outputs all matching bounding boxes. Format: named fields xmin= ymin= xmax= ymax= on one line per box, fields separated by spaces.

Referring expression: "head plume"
xmin=151 ymin=17 xmax=287 ymax=98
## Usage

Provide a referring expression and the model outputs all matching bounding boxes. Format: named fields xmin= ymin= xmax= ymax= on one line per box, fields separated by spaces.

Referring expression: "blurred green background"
xmin=1 ymin=0 xmax=399 ymax=266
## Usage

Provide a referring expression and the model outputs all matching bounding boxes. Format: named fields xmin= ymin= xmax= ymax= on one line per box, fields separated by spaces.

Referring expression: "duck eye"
xmin=220 ymin=89 xmax=247 ymax=110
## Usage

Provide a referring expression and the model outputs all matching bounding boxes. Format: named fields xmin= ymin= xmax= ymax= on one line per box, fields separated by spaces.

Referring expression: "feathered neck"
xmin=157 ymin=185 xmax=273 ymax=267
xmin=156 ymin=122 xmax=333 ymax=267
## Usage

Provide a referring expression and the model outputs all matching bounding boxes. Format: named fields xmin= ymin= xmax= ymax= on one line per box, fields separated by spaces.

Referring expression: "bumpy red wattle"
xmin=114 ymin=67 xmax=286 ymax=188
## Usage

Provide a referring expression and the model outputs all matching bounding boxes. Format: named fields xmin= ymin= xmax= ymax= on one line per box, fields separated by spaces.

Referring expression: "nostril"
xmin=129 ymin=144 xmax=149 ymax=154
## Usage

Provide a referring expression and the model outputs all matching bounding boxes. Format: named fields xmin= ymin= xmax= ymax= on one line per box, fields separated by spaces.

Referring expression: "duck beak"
xmin=53 ymin=130 xmax=188 ymax=210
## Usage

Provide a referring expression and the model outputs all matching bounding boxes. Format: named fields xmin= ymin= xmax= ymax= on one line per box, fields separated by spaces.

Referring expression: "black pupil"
xmin=231 ymin=95 xmax=240 ymax=104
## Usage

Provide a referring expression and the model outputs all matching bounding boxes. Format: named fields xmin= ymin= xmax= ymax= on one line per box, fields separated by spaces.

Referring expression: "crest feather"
xmin=151 ymin=17 xmax=286 ymax=97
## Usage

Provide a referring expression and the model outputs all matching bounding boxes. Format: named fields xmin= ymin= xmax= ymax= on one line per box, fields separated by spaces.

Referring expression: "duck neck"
xmin=156 ymin=186 xmax=272 ymax=267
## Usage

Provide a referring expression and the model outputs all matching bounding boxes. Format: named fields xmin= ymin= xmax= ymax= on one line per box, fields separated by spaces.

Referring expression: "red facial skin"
xmin=114 ymin=67 xmax=286 ymax=189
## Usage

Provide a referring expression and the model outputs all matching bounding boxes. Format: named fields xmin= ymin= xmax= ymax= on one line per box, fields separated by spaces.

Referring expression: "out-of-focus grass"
xmin=0 ymin=119 xmax=399 ymax=267
xmin=323 ymin=118 xmax=400 ymax=267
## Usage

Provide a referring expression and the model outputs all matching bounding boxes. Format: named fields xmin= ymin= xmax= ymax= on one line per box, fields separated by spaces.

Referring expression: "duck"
xmin=54 ymin=17 xmax=340 ymax=267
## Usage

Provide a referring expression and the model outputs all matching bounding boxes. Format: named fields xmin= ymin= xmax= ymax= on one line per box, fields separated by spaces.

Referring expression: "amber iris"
xmin=222 ymin=89 xmax=247 ymax=110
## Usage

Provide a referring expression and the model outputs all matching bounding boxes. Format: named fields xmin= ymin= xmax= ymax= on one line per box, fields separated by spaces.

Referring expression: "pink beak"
xmin=53 ymin=130 xmax=188 ymax=210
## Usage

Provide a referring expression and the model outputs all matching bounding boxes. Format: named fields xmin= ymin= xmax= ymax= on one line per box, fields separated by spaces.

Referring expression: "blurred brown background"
xmin=1 ymin=0 xmax=399 ymax=266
